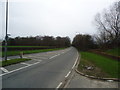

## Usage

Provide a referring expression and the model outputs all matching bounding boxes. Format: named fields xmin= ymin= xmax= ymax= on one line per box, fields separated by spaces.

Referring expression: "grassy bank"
xmin=2 ymin=48 xmax=65 ymax=57
xmin=105 ymin=48 xmax=120 ymax=57
xmin=78 ymin=52 xmax=120 ymax=78
xmin=0 ymin=58 xmax=31 ymax=67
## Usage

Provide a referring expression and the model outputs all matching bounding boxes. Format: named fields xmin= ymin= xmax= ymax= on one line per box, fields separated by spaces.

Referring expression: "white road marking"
xmin=56 ymin=82 xmax=62 ymax=89
xmin=107 ymin=80 xmax=113 ymax=82
xmin=72 ymin=53 xmax=79 ymax=69
xmin=42 ymin=54 xmax=52 ymax=57
xmin=20 ymin=62 xmax=31 ymax=66
xmin=65 ymin=71 xmax=71 ymax=78
xmin=0 ymin=67 xmax=9 ymax=73
xmin=49 ymin=55 xmax=58 ymax=59
xmin=0 ymin=62 xmax=40 ymax=77
xmin=25 ymin=55 xmax=48 ymax=59
xmin=34 ymin=60 xmax=42 ymax=62
xmin=37 ymin=57 xmax=47 ymax=59
xmin=46 ymin=52 xmax=55 ymax=54
xmin=57 ymin=54 xmax=60 ymax=56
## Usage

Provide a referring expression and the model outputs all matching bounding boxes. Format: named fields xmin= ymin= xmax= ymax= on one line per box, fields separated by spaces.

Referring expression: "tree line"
xmin=2 ymin=1 xmax=119 ymax=51
xmin=72 ymin=34 xmax=97 ymax=51
xmin=2 ymin=36 xmax=71 ymax=48
xmin=72 ymin=1 xmax=120 ymax=51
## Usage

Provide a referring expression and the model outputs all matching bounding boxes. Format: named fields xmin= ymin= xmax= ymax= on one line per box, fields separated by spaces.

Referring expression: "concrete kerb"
xmin=75 ymin=53 xmax=120 ymax=82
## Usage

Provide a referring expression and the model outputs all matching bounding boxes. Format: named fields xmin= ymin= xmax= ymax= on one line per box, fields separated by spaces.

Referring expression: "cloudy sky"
xmin=0 ymin=0 xmax=117 ymax=41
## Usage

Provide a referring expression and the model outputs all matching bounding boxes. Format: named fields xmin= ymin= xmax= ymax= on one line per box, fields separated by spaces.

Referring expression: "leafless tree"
xmin=94 ymin=1 xmax=120 ymax=48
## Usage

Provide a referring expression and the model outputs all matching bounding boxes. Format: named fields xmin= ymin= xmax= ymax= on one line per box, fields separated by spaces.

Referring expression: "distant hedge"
xmin=2 ymin=46 xmax=57 ymax=51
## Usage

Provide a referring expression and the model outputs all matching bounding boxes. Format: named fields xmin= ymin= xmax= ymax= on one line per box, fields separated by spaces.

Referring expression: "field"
xmin=1 ymin=46 xmax=56 ymax=51
xmin=2 ymin=48 xmax=65 ymax=57
xmin=78 ymin=52 xmax=120 ymax=78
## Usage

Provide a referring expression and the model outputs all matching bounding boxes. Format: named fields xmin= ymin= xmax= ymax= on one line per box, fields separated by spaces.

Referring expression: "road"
xmin=1 ymin=47 xmax=78 ymax=88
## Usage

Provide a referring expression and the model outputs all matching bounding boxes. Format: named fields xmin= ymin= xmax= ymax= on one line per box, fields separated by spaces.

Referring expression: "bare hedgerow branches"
xmin=94 ymin=1 xmax=120 ymax=48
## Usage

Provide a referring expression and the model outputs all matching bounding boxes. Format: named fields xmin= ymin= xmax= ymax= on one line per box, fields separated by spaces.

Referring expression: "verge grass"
xmin=105 ymin=47 xmax=120 ymax=57
xmin=2 ymin=48 xmax=65 ymax=57
xmin=78 ymin=52 xmax=120 ymax=78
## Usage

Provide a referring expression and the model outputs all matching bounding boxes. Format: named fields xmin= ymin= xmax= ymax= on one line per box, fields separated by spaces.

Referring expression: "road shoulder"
xmin=67 ymin=72 xmax=118 ymax=88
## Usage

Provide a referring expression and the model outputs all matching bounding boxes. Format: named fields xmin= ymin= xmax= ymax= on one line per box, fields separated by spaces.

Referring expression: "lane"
xmin=2 ymin=47 xmax=78 ymax=88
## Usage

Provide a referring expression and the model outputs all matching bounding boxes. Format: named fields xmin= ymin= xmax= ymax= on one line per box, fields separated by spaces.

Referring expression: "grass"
xmin=2 ymin=48 xmax=65 ymax=57
xmin=78 ymin=52 xmax=120 ymax=78
xmin=0 ymin=58 xmax=31 ymax=67
xmin=105 ymin=47 xmax=120 ymax=57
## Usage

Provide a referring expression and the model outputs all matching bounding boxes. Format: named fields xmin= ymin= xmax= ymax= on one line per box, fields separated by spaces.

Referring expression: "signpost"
xmin=4 ymin=0 xmax=8 ymax=61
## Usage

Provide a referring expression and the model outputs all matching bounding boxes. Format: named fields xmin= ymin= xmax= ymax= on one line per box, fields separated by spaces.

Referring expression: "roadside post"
xmin=4 ymin=0 xmax=8 ymax=61
xmin=20 ymin=52 xmax=23 ymax=59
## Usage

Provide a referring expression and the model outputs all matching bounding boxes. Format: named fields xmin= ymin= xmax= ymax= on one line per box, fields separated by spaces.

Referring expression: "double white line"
xmin=56 ymin=52 xmax=79 ymax=89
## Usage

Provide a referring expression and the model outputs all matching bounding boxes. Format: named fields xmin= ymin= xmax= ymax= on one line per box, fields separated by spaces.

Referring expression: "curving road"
xmin=1 ymin=47 xmax=78 ymax=88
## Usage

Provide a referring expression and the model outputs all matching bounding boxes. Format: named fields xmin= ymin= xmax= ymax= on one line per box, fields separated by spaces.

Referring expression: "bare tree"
xmin=94 ymin=1 xmax=120 ymax=48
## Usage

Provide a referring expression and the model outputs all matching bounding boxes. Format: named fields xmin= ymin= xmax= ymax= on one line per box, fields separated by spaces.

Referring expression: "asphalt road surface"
xmin=1 ymin=47 xmax=78 ymax=88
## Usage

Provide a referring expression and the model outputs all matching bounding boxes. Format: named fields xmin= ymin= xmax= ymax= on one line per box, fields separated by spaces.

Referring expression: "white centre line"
xmin=56 ymin=82 xmax=62 ymax=89
xmin=65 ymin=71 xmax=71 ymax=78
xmin=0 ymin=67 xmax=9 ymax=73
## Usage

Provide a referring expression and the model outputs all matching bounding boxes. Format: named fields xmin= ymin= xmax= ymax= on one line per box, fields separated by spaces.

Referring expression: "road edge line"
xmin=56 ymin=50 xmax=80 ymax=89
xmin=56 ymin=82 xmax=63 ymax=89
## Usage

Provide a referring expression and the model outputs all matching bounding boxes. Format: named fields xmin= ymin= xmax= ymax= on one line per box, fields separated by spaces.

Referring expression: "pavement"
xmin=1 ymin=47 xmax=78 ymax=88
xmin=66 ymin=69 xmax=119 ymax=88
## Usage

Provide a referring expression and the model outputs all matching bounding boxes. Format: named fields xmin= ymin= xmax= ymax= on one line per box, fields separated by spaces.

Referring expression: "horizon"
xmin=0 ymin=0 xmax=117 ymax=41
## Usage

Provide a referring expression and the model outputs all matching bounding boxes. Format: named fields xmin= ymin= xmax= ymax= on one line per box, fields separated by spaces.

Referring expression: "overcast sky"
xmin=0 ymin=0 xmax=117 ymax=41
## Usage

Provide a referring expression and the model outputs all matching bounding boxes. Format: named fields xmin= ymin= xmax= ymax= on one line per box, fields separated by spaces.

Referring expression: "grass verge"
xmin=2 ymin=48 xmax=65 ymax=57
xmin=78 ymin=52 xmax=120 ymax=78
xmin=0 ymin=58 xmax=31 ymax=67
xmin=105 ymin=47 xmax=120 ymax=57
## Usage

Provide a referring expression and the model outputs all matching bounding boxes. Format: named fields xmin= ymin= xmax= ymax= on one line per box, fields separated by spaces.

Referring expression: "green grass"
xmin=0 ymin=58 xmax=31 ymax=67
xmin=79 ymin=52 xmax=120 ymax=78
xmin=2 ymin=48 xmax=65 ymax=57
xmin=105 ymin=47 xmax=120 ymax=57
